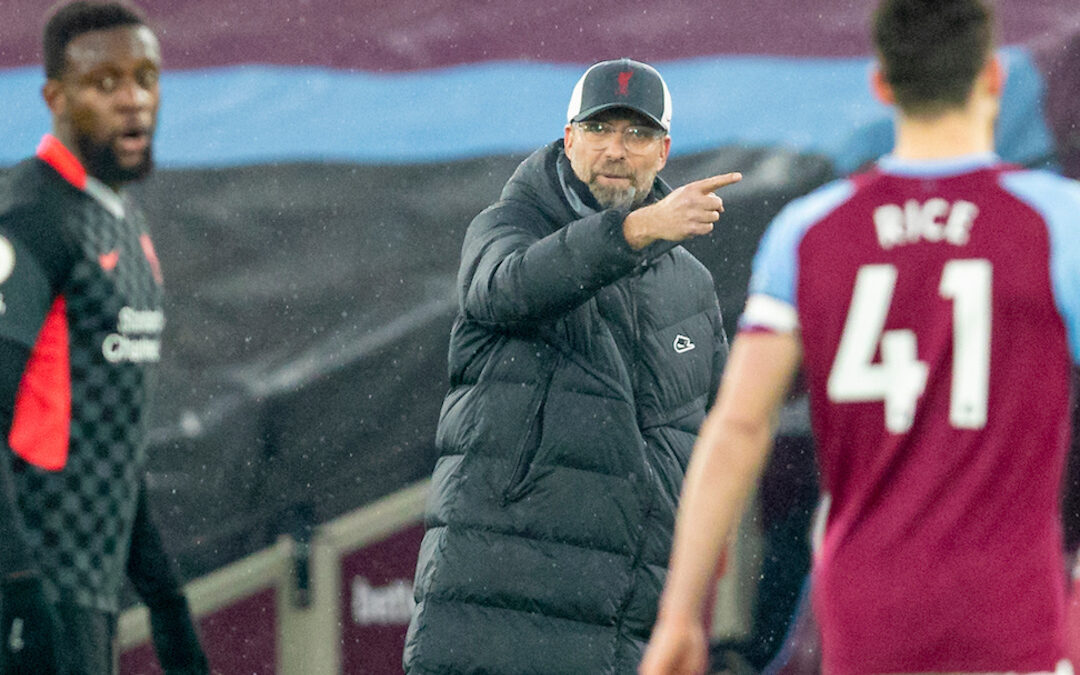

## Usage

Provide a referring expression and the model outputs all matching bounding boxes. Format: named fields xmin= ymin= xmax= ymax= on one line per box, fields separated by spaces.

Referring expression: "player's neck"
xmin=892 ymin=108 xmax=995 ymax=161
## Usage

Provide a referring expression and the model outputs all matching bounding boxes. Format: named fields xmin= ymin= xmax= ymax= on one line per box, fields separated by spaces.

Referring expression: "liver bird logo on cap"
xmin=617 ymin=70 xmax=633 ymax=96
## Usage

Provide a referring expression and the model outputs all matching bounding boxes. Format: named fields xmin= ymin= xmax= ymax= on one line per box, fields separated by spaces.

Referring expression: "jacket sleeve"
xmin=458 ymin=201 xmax=645 ymax=325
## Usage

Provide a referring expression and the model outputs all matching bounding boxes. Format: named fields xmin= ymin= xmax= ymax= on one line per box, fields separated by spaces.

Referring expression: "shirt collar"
xmin=37 ymin=134 xmax=87 ymax=189
xmin=877 ymin=152 xmax=1001 ymax=178
xmin=36 ymin=134 xmax=125 ymax=219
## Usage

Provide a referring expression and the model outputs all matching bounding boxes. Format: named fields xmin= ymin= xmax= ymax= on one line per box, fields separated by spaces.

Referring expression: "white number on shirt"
xmin=827 ymin=260 xmax=991 ymax=433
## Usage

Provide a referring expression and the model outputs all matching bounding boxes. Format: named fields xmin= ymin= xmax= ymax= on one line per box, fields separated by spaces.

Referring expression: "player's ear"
xmin=983 ymin=54 xmax=1004 ymax=98
xmin=870 ymin=66 xmax=896 ymax=106
xmin=564 ymin=124 xmax=574 ymax=152
xmin=42 ymin=79 xmax=65 ymax=117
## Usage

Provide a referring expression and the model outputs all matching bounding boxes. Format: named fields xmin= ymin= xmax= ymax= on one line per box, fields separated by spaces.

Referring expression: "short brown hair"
xmin=873 ymin=0 xmax=994 ymax=117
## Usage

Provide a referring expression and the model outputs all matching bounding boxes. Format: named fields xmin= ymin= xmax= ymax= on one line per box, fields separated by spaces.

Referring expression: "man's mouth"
xmin=115 ymin=128 xmax=151 ymax=156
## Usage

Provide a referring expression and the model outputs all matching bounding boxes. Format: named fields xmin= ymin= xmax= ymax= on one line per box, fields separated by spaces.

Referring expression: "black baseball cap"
xmin=566 ymin=58 xmax=672 ymax=132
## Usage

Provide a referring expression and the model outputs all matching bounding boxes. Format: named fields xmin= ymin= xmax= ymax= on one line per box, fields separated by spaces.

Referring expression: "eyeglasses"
xmin=573 ymin=121 xmax=666 ymax=152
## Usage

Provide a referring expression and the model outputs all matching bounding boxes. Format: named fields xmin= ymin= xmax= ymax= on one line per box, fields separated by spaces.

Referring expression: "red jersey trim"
xmin=36 ymin=135 xmax=87 ymax=190
xmin=9 ymin=296 xmax=71 ymax=471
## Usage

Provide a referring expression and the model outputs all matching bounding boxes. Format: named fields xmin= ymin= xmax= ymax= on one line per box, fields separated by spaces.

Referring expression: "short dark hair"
xmin=43 ymin=1 xmax=147 ymax=79
xmin=873 ymin=0 xmax=994 ymax=117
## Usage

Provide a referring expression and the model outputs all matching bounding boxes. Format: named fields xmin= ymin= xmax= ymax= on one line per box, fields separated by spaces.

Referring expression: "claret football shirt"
xmin=742 ymin=153 xmax=1080 ymax=674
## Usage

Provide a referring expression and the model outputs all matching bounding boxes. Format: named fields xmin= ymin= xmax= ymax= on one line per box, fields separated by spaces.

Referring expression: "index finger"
xmin=690 ymin=172 xmax=743 ymax=193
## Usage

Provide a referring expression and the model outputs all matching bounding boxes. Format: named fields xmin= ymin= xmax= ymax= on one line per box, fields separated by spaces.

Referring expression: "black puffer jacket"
xmin=405 ymin=141 xmax=728 ymax=674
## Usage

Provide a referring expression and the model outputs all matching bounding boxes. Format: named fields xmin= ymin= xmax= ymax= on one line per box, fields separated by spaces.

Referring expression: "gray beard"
xmin=590 ymin=182 xmax=641 ymax=210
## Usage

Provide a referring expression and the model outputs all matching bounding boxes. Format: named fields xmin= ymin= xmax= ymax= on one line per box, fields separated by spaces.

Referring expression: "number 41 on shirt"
xmin=827 ymin=259 xmax=991 ymax=433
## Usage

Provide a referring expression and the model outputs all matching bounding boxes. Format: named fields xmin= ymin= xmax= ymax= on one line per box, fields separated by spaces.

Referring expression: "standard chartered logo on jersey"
xmin=103 ymin=306 xmax=164 ymax=363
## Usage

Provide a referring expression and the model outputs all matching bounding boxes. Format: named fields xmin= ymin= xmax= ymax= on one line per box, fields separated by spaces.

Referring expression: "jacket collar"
xmin=556 ymin=150 xmax=604 ymax=219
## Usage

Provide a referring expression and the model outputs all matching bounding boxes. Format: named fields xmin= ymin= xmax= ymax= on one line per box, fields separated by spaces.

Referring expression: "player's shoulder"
xmin=0 ymin=160 xmax=77 ymax=284
xmin=998 ymin=167 xmax=1080 ymax=204
xmin=0 ymin=158 xmax=69 ymax=221
xmin=761 ymin=177 xmax=857 ymax=249
xmin=0 ymin=167 xmax=37 ymax=232
xmin=995 ymin=168 xmax=1080 ymax=238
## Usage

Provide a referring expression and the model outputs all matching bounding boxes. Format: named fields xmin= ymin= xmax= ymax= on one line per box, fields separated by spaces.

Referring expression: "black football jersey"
xmin=0 ymin=136 xmax=165 ymax=612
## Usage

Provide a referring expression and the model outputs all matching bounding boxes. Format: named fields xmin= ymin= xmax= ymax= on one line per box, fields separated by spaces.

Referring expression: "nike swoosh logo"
xmin=99 ymin=250 xmax=119 ymax=271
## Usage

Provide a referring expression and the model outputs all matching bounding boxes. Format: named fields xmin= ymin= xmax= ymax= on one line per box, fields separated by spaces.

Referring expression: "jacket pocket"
xmin=501 ymin=361 xmax=558 ymax=504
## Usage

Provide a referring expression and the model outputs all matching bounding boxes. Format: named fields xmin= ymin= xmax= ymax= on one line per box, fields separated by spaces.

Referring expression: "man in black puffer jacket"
xmin=405 ymin=58 xmax=741 ymax=674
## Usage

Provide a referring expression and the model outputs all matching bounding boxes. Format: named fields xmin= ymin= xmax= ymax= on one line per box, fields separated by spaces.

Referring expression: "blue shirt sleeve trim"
xmin=747 ymin=179 xmax=855 ymax=311
xmin=999 ymin=170 xmax=1080 ymax=363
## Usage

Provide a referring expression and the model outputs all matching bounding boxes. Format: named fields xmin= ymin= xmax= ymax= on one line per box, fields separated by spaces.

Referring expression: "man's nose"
xmin=601 ymin=131 xmax=628 ymax=157
xmin=113 ymin=78 xmax=154 ymax=109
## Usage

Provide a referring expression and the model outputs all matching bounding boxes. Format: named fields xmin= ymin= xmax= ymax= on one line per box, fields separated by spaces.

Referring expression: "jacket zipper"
xmin=501 ymin=359 xmax=558 ymax=504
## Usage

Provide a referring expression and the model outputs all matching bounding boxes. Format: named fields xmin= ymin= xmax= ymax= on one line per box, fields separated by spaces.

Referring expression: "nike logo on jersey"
xmin=673 ymin=334 xmax=696 ymax=354
xmin=99 ymin=249 xmax=120 ymax=271
xmin=98 ymin=239 xmax=163 ymax=283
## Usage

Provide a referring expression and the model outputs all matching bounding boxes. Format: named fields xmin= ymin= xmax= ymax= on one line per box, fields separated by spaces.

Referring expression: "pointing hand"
xmin=623 ymin=172 xmax=743 ymax=250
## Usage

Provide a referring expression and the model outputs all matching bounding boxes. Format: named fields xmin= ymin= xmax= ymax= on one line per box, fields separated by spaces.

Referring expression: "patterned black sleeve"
xmin=0 ymin=227 xmax=58 ymax=575
xmin=0 ymin=230 xmax=55 ymax=348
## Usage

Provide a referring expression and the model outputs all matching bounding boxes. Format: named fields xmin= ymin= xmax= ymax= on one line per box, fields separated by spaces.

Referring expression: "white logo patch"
xmin=7 ymin=617 xmax=24 ymax=653
xmin=0 ymin=237 xmax=15 ymax=285
xmin=673 ymin=334 xmax=696 ymax=354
